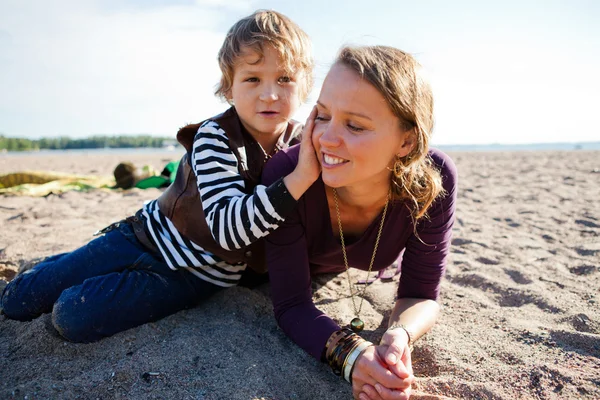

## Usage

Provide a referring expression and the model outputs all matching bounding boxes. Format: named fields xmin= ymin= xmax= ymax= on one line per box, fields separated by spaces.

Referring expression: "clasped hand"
xmin=351 ymin=329 xmax=414 ymax=400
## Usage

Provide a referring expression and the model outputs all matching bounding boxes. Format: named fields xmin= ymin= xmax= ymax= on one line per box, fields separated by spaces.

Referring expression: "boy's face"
xmin=228 ymin=45 xmax=302 ymax=138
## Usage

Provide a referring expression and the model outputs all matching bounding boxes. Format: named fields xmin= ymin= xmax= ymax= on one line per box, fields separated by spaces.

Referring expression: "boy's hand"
xmin=296 ymin=106 xmax=321 ymax=181
xmin=283 ymin=106 xmax=321 ymax=200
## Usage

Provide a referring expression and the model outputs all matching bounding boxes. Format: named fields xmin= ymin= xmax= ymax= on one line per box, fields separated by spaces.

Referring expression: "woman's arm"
xmin=379 ymin=298 xmax=440 ymax=374
xmin=265 ymin=208 xmax=413 ymax=397
xmin=356 ymin=151 xmax=458 ymax=400
xmin=260 ymin=145 xmax=337 ymax=359
xmin=263 ymin=159 xmax=412 ymax=400
xmin=263 ymin=197 xmax=340 ymax=359
xmin=386 ymin=298 xmax=440 ymax=347
xmin=353 ymin=300 xmax=440 ymax=400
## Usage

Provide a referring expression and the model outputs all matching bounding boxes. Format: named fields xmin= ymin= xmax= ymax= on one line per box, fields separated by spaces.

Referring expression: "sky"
xmin=1 ymin=0 xmax=599 ymax=145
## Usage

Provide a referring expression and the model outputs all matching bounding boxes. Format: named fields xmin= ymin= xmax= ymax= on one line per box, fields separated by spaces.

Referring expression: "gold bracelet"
xmin=341 ymin=339 xmax=364 ymax=379
xmin=343 ymin=340 xmax=372 ymax=383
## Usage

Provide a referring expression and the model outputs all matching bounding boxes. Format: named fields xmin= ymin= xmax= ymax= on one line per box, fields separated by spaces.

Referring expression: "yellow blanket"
xmin=0 ymin=171 xmax=116 ymax=196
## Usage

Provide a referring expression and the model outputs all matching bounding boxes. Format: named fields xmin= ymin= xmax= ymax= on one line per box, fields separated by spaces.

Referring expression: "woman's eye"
xmin=347 ymin=124 xmax=364 ymax=132
xmin=315 ymin=115 xmax=329 ymax=122
xmin=278 ymin=76 xmax=291 ymax=83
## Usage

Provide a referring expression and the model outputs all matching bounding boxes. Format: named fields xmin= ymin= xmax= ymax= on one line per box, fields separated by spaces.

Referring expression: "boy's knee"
xmin=1 ymin=278 xmax=36 ymax=321
xmin=51 ymin=288 xmax=100 ymax=343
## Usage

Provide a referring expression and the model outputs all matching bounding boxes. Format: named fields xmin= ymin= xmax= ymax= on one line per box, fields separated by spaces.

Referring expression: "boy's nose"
xmin=259 ymin=84 xmax=279 ymax=102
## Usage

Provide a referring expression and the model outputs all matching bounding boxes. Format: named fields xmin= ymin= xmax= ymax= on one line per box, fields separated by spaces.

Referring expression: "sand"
xmin=0 ymin=149 xmax=599 ymax=400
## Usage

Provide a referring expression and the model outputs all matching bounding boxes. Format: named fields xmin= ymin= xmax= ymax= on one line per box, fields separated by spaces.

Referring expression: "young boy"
xmin=1 ymin=10 xmax=318 ymax=342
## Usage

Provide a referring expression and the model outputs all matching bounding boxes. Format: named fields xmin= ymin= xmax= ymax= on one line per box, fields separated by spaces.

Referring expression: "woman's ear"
xmin=396 ymin=128 xmax=416 ymax=158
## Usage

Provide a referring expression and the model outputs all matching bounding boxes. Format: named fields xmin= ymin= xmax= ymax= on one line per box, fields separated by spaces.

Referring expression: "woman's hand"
xmin=379 ymin=327 xmax=413 ymax=378
xmin=351 ymin=344 xmax=413 ymax=400
xmin=283 ymin=106 xmax=321 ymax=200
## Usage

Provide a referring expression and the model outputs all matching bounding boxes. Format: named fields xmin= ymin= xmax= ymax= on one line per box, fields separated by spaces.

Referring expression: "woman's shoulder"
xmin=428 ymin=147 xmax=458 ymax=191
xmin=262 ymin=144 xmax=301 ymax=186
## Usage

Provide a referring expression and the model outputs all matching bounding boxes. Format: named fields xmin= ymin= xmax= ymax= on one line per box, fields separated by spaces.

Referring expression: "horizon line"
xmin=1 ymin=134 xmax=599 ymax=148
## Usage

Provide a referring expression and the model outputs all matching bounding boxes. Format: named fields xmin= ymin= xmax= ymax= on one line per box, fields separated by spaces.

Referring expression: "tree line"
xmin=0 ymin=135 xmax=175 ymax=151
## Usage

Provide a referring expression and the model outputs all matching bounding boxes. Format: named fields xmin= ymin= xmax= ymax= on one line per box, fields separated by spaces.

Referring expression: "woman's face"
xmin=313 ymin=63 xmax=412 ymax=191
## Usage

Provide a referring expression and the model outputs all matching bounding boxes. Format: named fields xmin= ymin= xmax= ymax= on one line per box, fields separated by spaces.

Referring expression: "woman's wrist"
xmin=324 ymin=328 xmax=372 ymax=382
xmin=385 ymin=324 xmax=413 ymax=347
xmin=344 ymin=340 xmax=372 ymax=383
xmin=380 ymin=324 xmax=416 ymax=352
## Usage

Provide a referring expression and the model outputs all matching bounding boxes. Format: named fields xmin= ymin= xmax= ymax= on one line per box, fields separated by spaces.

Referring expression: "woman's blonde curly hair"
xmin=336 ymin=46 xmax=444 ymax=221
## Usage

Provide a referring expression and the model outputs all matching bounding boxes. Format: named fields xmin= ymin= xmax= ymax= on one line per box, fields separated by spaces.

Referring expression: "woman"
xmin=262 ymin=46 xmax=457 ymax=400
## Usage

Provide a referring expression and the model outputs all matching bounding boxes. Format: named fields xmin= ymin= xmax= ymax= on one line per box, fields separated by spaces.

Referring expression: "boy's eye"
xmin=245 ymin=77 xmax=259 ymax=82
xmin=278 ymin=76 xmax=292 ymax=83
xmin=315 ymin=115 xmax=330 ymax=122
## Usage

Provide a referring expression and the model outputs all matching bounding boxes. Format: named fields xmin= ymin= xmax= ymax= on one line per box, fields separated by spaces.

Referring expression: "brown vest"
xmin=156 ymin=107 xmax=302 ymax=273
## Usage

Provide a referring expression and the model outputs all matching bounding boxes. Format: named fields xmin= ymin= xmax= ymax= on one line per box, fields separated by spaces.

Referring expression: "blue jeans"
xmin=1 ymin=221 xmax=223 ymax=342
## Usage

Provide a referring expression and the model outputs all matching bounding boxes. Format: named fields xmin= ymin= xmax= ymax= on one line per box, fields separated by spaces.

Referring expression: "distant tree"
xmin=0 ymin=134 xmax=176 ymax=151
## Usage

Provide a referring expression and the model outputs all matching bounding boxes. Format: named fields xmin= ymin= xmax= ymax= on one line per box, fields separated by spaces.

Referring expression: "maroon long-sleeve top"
xmin=262 ymin=145 xmax=457 ymax=361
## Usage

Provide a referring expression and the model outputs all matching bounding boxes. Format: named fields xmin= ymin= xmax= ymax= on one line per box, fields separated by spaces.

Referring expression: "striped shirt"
xmin=142 ymin=119 xmax=297 ymax=287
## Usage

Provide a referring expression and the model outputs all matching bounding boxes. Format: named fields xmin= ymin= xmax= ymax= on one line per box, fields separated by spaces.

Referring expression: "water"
xmin=0 ymin=147 xmax=184 ymax=157
xmin=435 ymin=142 xmax=600 ymax=152
xmin=1 ymin=142 xmax=600 ymax=156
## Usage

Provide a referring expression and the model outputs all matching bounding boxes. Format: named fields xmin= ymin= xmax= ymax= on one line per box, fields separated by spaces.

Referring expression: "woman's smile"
xmin=322 ymin=152 xmax=349 ymax=167
xmin=313 ymin=63 xmax=408 ymax=190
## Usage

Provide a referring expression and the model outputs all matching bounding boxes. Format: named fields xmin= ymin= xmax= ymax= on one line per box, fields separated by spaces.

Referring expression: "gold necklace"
xmin=258 ymin=143 xmax=272 ymax=161
xmin=255 ymin=139 xmax=275 ymax=162
xmin=332 ymin=188 xmax=390 ymax=333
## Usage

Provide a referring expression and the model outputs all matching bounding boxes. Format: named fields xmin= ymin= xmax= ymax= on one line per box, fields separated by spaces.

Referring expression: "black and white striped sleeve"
xmin=191 ymin=120 xmax=297 ymax=251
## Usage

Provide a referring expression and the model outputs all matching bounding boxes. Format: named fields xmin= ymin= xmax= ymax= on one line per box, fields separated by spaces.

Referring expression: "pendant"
xmin=350 ymin=317 xmax=365 ymax=333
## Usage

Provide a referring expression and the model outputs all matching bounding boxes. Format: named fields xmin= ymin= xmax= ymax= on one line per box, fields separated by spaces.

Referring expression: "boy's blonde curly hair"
xmin=215 ymin=10 xmax=314 ymax=103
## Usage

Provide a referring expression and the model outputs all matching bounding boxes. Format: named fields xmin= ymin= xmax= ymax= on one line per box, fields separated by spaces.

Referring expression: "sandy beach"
xmin=0 ymin=149 xmax=598 ymax=400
